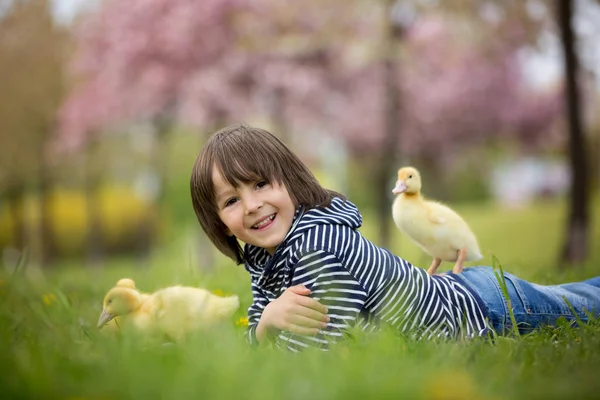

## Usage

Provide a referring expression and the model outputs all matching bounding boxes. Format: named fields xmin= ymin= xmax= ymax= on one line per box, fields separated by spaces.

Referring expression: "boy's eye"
xmin=224 ymin=198 xmax=238 ymax=208
xmin=256 ymin=180 xmax=268 ymax=189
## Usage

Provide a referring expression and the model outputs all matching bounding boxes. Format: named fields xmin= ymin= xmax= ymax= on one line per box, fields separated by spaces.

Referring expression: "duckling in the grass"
xmin=148 ymin=285 xmax=240 ymax=341
xmin=97 ymin=279 xmax=240 ymax=341
xmin=391 ymin=166 xmax=482 ymax=275
xmin=101 ymin=278 xmax=150 ymax=332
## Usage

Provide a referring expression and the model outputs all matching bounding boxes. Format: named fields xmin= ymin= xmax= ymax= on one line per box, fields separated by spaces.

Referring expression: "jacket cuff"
xmin=246 ymin=324 xmax=259 ymax=347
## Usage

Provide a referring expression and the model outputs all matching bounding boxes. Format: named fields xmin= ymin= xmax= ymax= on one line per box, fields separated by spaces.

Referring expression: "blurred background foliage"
xmin=0 ymin=0 xmax=599 ymax=269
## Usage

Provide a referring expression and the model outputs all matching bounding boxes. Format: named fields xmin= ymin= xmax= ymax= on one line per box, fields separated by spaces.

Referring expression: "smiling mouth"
xmin=252 ymin=214 xmax=276 ymax=229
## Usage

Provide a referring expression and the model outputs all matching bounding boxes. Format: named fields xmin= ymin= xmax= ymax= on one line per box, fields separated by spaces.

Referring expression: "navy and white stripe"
xmin=244 ymin=197 xmax=490 ymax=352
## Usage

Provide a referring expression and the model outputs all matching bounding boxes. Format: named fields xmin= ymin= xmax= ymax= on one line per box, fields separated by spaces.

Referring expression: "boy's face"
xmin=212 ymin=166 xmax=295 ymax=255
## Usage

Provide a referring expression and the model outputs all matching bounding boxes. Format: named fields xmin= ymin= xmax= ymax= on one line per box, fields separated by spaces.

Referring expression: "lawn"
xmin=1 ymin=197 xmax=599 ymax=399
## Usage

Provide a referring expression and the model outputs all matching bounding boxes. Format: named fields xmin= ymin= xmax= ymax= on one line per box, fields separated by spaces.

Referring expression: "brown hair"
xmin=190 ymin=123 xmax=344 ymax=264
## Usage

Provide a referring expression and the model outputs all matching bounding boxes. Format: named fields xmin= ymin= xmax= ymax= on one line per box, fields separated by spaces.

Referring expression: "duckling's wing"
xmin=429 ymin=214 xmax=446 ymax=224
xmin=426 ymin=202 xmax=448 ymax=224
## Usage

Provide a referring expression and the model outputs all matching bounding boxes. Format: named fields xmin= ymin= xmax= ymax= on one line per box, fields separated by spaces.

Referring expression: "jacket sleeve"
xmin=245 ymin=280 xmax=269 ymax=346
xmin=277 ymin=249 xmax=368 ymax=352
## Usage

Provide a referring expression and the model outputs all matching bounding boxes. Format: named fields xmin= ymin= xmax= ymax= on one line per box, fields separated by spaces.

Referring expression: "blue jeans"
xmin=452 ymin=266 xmax=600 ymax=335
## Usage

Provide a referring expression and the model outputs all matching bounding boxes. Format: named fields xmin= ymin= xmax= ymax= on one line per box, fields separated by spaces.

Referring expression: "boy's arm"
xmin=245 ymin=281 xmax=269 ymax=346
xmin=247 ymin=280 xmax=328 ymax=345
xmin=280 ymin=249 xmax=368 ymax=351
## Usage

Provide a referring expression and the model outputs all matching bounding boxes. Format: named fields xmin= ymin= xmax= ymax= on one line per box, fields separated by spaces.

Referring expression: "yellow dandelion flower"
xmin=43 ymin=293 xmax=57 ymax=306
xmin=235 ymin=317 xmax=249 ymax=327
xmin=424 ymin=370 xmax=481 ymax=400
xmin=212 ymin=289 xmax=225 ymax=297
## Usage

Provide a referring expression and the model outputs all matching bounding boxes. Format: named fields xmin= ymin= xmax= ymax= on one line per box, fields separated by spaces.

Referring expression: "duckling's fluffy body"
xmin=98 ymin=279 xmax=239 ymax=341
xmin=149 ymin=285 xmax=240 ymax=340
xmin=392 ymin=196 xmax=481 ymax=262
xmin=392 ymin=166 xmax=482 ymax=274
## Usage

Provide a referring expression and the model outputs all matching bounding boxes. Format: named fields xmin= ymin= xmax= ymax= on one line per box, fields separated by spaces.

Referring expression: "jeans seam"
xmin=489 ymin=271 xmax=510 ymax=329
xmin=504 ymin=273 xmax=532 ymax=314
xmin=469 ymin=269 xmax=509 ymax=332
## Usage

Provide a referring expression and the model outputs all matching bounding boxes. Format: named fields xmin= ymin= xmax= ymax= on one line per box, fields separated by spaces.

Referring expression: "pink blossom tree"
xmin=329 ymin=15 xmax=561 ymax=159
xmin=59 ymin=0 xmax=252 ymax=149
xmin=59 ymin=0 xmax=362 ymax=148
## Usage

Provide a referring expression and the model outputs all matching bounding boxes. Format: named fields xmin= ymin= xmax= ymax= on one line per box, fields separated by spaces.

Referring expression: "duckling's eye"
xmin=408 ymin=174 xmax=413 ymax=179
xmin=107 ymin=299 xmax=113 ymax=304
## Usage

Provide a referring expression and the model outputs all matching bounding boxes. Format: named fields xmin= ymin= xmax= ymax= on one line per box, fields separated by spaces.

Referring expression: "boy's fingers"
xmin=295 ymin=307 xmax=330 ymax=323
xmin=288 ymin=324 xmax=321 ymax=336
xmin=288 ymin=285 xmax=310 ymax=295
xmin=290 ymin=315 xmax=328 ymax=330
xmin=297 ymin=296 xmax=328 ymax=314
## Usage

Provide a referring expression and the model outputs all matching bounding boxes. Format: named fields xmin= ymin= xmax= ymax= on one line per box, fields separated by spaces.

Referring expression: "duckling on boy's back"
xmin=391 ymin=166 xmax=482 ymax=275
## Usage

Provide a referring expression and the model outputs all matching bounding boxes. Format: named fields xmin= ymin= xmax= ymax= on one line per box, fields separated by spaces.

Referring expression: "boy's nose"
xmin=244 ymin=195 xmax=263 ymax=215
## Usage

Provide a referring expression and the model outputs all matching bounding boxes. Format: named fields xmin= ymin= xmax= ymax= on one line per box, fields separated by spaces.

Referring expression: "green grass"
xmin=1 ymin=197 xmax=600 ymax=399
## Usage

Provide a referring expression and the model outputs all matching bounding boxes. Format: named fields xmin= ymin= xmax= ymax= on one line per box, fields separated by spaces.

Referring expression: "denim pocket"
xmin=505 ymin=273 xmax=577 ymax=316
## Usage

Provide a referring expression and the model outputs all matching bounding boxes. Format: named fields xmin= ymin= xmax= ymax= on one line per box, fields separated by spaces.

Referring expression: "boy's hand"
xmin=255 ymin=285 xmax=329 ymax=342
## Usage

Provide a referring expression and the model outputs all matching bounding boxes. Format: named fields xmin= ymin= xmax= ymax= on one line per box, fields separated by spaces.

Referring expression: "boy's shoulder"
xmin=287 ymin=223 xmax=360 ymax=262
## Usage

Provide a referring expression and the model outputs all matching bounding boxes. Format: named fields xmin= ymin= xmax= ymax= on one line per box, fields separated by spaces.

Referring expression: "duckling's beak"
xmin=97 ymin=309 xmax=114 ymax=328
xmin=392 ymin=180 xmax=407 ymax=195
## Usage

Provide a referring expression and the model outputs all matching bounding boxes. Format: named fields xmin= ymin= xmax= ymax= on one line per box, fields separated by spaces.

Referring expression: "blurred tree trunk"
xmin=136 ymin=112 xmax=174 ymax=260
xmin=151 ymin=110 xmax=174 ymax=207
xmin=36 ymin=120 xmax=58 ymax=267
xmin=591 ymin=126 xmax=600 ymax=195
xmin=269 ymin=87 xmax=289 ymax=144
xmin=376 ymin=1 xmax=403 ymax=249
xmin=376 ymin=58 xmax=400 ymax=250
xmin=85 ymin=138 xmax=105 ymax=268
xmin=38 ymin=157 xmax=56 ymax=267
xmin=557 ymin=0 xmax=589 ymax=266
xmin=5 ymin=182 xmax=26 ymax=253
xmin=413 ymin=151 xmax=451 ymax=201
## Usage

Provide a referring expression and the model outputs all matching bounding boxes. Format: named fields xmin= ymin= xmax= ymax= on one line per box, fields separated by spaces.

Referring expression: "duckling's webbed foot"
xmin=452 ymin=248 xmax=467 ymax=274
xmin=427 ymin=258 xmax=442 ymax=275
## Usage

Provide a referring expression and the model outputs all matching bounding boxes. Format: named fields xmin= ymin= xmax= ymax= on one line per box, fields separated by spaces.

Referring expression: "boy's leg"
xmin=582 ymin=276 xmax=600 ymax=288
xmin=457 ymin=268 xmax=600 ymax=335
xmin=506 ymin=274 xmax=600 ymax=332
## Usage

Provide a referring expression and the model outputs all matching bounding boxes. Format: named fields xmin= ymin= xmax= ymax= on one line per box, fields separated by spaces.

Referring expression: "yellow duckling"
xmin=148 ymin=285 xmax=240 ymax=341
xmin=97 ymin=282 xmax=154 ymax=334
xmin=101 ymin=278 xmax=150 ymax=332
xmin=391 ymin=166 xmax=482 ymax=275
xmin=97 ymin=279 xmax=240 ymax=341
xmin=115 ymin=278 xmax=145 ymax=292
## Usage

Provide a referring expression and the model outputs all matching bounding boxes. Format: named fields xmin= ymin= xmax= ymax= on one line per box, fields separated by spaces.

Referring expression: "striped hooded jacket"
xmin=244 ymin=197 xmax=490 ymax=351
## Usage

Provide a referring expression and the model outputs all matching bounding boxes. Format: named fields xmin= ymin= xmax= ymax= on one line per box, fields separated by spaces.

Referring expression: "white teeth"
xmin=253 ymin=214 xmax=275 ymax=229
